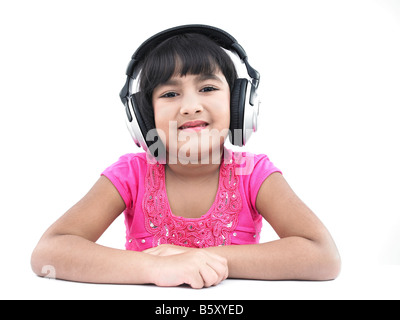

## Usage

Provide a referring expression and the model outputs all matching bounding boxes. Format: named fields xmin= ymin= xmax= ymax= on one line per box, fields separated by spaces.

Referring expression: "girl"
xmin=31 ymin=25 xmax=340 ymax=288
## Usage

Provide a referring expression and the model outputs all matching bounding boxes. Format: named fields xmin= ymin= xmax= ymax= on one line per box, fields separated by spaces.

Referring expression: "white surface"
xmin=3 ymin=263 xmax=400 ymax=300
xmin=1 ymin=0 xmax=400 ymax=300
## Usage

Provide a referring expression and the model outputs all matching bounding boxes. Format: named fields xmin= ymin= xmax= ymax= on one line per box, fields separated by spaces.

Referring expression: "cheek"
xmin=224 ymin=106 xmax=231 ymax=128
xmin=153 ymin=102 xmax=169 ymax=130
xmin=153 ymin=104 xmax=178 ymax=149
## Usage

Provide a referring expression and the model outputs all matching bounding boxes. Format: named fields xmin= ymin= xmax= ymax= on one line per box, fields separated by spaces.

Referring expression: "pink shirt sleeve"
xmin=101 ymin=153 xmax=147 ymax=209
xmin=246 ymin=153 xmax=282 ymax=213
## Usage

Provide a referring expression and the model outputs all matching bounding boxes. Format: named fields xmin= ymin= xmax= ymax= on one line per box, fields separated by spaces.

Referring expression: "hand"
xmin=144 ymin=243 xmax=193 ymax=256
xmin=145 ymin=245 xmax=229 ymax=289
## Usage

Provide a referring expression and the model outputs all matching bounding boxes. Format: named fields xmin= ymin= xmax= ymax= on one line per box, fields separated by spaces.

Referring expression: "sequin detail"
xmin=142 ymin=159 xmax=242 ymax=248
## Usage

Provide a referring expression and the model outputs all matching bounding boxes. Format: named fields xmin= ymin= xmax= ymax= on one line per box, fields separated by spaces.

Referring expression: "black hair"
xmin=136 ymin=33 xmax=238 ymax=130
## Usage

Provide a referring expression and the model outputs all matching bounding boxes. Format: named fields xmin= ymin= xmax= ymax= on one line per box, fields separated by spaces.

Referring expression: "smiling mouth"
xmin=178 ymin=121 xmax=209 ymax=131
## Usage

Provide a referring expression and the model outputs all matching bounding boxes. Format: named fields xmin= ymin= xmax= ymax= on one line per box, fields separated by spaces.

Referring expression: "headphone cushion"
xmin=230 ymin=78 xmax=248 ymax=146
xmin=130 ymin=93 xmax=149 ymax=141
xmin=130 ymin=93 xmax=165 ymax=159
xmin=133 ymin=92 xmax=159 ymax=136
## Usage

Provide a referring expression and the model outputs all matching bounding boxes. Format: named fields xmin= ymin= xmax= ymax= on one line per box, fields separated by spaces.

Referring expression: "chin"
xmin=173 ymin=141 xmax=225 ymax=165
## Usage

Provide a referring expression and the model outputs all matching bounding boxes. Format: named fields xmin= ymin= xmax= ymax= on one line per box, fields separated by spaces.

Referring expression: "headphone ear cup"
xmin=229 ymin=78 xmax=248 ymax=146
xmin=132 ymin=92 xmax=155 ymax=136
xmin=127 ymin=93 xmax=150 ymax=149
xmin=128 ymin=93 xmax=165 ymax=161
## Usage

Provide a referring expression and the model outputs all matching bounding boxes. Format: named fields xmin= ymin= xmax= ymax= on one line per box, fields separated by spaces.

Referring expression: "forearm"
xmin=204 ymin=237 xmax=341 ymax=281
xmin=31 ymin=234 xmax=157 ymax=284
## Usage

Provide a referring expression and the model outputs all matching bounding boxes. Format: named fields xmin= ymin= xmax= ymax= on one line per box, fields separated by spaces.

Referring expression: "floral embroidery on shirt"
xmin=142 ymin=156 xmax=242 ymax=248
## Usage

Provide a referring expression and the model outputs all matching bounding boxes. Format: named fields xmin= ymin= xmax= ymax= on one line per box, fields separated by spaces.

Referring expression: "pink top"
xmin=101 ymin=149 xmax=281 ymax=251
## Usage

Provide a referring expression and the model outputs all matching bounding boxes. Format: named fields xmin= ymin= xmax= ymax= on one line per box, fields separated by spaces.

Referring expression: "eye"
xmin=200 ymin=86 xmax=218 ymax=93
xmin=160 ymin=91 xmax=179 ymax=98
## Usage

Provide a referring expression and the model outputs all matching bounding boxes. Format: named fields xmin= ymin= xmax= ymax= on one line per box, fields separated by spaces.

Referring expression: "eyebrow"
xmin=196 ymin=73 xmax=224 ymax=83
xmin=159 ymin=73 xmax=224 ymax=87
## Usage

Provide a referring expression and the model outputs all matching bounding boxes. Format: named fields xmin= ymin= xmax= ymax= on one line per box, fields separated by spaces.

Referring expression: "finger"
xmin=186 ymin=271 xmax=205 ymax=289
xmin=208 ymin=261 xmax=228 ymax=285
xmin=143 ymin=247 xmax=154 ymax=253
xmin=144 ymin=244 xmax=185 ymax=256
xmin=202 ymin=252 xmax=228 ymax=284
xmin=224 ymin=263 xmax=229 ymax=280
xmin=143 ymin=247 xmax=160 ymax=255
xmin=199 ymin=265 xmax=220 ymax=288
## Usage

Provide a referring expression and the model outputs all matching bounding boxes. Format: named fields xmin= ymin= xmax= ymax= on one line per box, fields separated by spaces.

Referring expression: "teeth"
xmin=180 ymin=124 xmax=207 ymax=129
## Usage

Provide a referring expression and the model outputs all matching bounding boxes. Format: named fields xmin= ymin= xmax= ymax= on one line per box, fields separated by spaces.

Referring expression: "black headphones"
xmin=120 ymin=24 xmax=261 ymax=155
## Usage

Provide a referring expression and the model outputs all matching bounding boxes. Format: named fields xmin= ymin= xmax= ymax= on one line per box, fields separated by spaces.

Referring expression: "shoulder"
xmin=109 ymin=152 xmax=148 ymax=166
xmin=225 ymin=149 xmax=282 ymax=211
xmin=101 ymin=152 xmax=148 ymax=209
xmin=102 ymin=153 xmax=148 ymax=176
xmin=228 ymin=150 xmax=281 ymax=182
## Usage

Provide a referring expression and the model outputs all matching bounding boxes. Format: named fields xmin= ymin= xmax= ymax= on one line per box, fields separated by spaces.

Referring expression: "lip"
xmin=178 ymin=120 xmax=209 ymax=131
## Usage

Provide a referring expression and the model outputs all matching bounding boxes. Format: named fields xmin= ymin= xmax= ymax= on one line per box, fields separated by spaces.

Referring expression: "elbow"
xmin=30 ymin=244 xmax=46 ymax=277
xmin=315 ymin=244 xmax=342 ymax=281
xmin=307 ymin=230 xmax=341 ymax=281
xmin=321 ymin=253 xmax=341 ymax=280
xmin=30 ymin=239 xmax=56 ymax=279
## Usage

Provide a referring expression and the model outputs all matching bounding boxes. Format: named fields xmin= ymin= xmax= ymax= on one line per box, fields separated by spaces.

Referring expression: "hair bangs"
xmin=139 ymin=33 xmax=236 ymax=93
xmin=173 ymin=45 xmax=220 ymax=78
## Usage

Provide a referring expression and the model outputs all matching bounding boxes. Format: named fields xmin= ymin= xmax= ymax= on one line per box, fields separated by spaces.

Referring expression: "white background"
xmin=1 ymin=0 xmax=399 ymax=300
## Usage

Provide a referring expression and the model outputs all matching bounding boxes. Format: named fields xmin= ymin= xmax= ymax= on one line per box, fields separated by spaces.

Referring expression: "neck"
xmin=165 ymin=148 xmax=224 ymax=183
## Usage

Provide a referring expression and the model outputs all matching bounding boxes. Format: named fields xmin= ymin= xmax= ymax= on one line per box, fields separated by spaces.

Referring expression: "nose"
xmin=179 ymin=93 xmax=203 ymax=116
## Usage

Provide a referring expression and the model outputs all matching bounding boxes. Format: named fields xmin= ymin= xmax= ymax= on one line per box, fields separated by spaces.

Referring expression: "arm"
xmin=31 ymin=176 xmax=227 ymax=287
xmin=31 ymin=176 xmax=157 ymax=284
xmin=204 ymin=172 xmax=341 ymax=280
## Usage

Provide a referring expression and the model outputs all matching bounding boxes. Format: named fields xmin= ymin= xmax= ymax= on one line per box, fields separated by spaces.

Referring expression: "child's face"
xmin=152 ymin=71 xmax=231 ymax=163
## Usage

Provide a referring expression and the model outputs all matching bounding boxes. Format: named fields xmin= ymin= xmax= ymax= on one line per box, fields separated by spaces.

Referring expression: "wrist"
xmin=143 ymin=253 xmax=162 ymax=285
